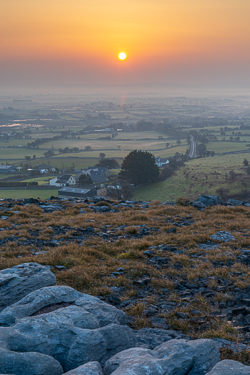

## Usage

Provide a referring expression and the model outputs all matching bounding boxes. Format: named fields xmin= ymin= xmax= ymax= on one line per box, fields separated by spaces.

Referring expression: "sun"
xmin=118 ymin=52 xmax=127 ymax=60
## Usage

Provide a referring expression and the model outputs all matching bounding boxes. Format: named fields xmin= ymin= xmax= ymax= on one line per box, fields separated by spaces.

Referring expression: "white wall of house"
xmin=49 ymin=177 xmax=61 ymax=186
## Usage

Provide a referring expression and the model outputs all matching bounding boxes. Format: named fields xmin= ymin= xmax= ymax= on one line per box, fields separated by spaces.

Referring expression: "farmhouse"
xmin=35 ymin=164 xmax=56 ymax=173
xmin=0 ymin=165 xmax=16 ymax=173
xmin=155 ymin=157 xmax=169 ymax=167
xmin=81 ymin=167 xmax=110 ymax=182
xmin=50 ymin=175 xmax=76 ymax=187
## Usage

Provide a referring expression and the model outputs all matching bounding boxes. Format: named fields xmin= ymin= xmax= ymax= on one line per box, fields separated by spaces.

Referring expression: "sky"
xmin=1 ymin=0 xmax=250 ymax=89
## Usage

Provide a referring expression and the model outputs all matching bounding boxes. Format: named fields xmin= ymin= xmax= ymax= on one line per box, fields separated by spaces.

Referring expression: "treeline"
xmin=27 ymin=135 xmax=63 ymax=148
xmin=0 ymin=181 xmax=38 ymax=187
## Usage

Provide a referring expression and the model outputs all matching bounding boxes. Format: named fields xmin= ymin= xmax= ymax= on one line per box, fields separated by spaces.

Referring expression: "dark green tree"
xmin=119 ymin=150 xmax=159 ymax=185
xmin=243 ymin=158 xmax=249 ymax=166
xmin=78 ymin=174 xmax=93 ymax=186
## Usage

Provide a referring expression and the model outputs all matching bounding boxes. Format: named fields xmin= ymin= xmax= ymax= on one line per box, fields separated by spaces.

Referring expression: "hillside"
xmin=1 ymin=195 xmax=250 ymax=351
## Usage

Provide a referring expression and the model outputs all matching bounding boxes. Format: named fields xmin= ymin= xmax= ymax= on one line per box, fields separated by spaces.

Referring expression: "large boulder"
xmin=0 ymin=349 xmax=63 ymax=375
xmin=0 ymin=263 xmax=56 ymax=312
xmin=104 ymin=339 xmax=219 ymax=375
xmin=206 ymin=360 xmax=250 ymax=374
xmin=0 ymin=285 xmax=126 ymax=327
xmin=193 ymin=195 xmax=222 ymax=209
xmin=134 ymin=328 xmax=185 ymax=349
xmin=0 ymin=297 xmax=135 ymax=374
xmin=64 ymin=362 xmax=104 ymax=375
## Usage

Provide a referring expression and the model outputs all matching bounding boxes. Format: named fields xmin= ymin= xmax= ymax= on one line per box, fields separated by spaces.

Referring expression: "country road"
xmin=188 ymin=135 xmax=196 ymax=158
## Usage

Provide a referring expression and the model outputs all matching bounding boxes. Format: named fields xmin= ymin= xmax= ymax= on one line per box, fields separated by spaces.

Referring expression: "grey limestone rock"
xmin=104 ymin=339 xmax=219 ymax=375
xmin=195 ymin=195 xmax=222 ymax=207
xmin=64 ymin=361 xmax=104 ymax=375
xmin=134 ymin=328 xmax=178 ymax=349
xmin=0 ymin=349 xmax=63 ymax=375
xmin=0 ymin=285 xmax=127 ymax=327
xmin=0 ymin=262 xmax=56 ymax=312
xmin=0 ymin=303 xmax=135 ymax=374
xmin=206 ymin=360 xmax=250 ymax=374
xmin=210 ymin=231 xmax=235 ymax=242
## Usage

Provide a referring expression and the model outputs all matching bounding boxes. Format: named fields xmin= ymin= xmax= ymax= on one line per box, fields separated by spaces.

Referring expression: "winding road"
xmin=188 ymin=135 xmax=196 ymax=158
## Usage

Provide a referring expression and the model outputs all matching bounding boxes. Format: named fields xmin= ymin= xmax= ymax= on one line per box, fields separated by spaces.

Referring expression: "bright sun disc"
xmin=118 ymin=52 xmax=126 ymax=60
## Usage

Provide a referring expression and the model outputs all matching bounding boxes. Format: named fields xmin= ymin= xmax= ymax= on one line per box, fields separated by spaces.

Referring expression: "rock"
xmin=133 ymin=276 xmax=151 ymax=287
xmin=193 ymin=195 xmax=222 ymax=208
xmin=0 ymin=286 xmax=83 ymax=326
xmin=210 ymin=231 xmax=235 ymax=242
xmin=134 ymin=328 xmax=173 ymax=349
xmin=206 ymin=360 xmax=250 ymax=374
xmin=0 ymin=349 xmax=63 ymax=375
xmin=193 ymin=201 xmax=206 ymax=209
xmin=93 ymin=206 xmax=111 ymax=213
xmin=0 ymin=262 xmax=56 ymax=312
xmin=0 ymin=285 xmax=129 ymax=327
xmin=0 ymin=292 xmax=135 ymax=374
xmin=64 ymin=362 xmax=104 ymax=375
xmin=227 ymin=199 xmax=245 ymax=206
xmin=104 ymin=338 xmax=219 ymax=375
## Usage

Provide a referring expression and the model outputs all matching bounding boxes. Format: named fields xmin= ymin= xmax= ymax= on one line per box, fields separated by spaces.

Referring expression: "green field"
xmin=133 ymin=153 xmax=250 ymax=202
xmin=0 ymin=189 xmax=58 ymax=200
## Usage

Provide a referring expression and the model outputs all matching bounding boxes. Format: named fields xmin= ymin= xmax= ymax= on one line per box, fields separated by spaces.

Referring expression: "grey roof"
xmin=0 ymin=165 xmax=13 ymax=170
xmin=58 ymin=175 xmax=73 ymax=182
xmin=59 ymin=187 xmax=91 ymax=193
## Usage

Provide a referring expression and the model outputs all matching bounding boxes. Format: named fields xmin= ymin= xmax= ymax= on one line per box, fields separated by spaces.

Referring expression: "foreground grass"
xmin=0 ymin=200 xmax=250 ymax=343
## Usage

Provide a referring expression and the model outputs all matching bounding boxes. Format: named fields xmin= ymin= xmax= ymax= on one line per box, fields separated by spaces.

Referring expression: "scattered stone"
xmin=210 ymin=231 xmax=235 ymax=242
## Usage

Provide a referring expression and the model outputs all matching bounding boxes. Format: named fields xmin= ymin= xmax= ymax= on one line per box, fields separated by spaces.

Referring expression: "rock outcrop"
xmin=104 ymin=339 xmax=220 ymax=375
xmin=206 ymin=359 xmax=250 ymax=374
xmin=0 ymin=262 xmax=56 ymax=312
xmin=0 ymin=262 xmax=250 ymax=375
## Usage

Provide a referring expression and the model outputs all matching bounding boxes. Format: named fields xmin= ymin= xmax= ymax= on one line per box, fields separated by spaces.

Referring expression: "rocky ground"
xmin=1 ymin=195 xmax=250 ymax=354
xmin=0 ymin=262 xmax=249 ymax=375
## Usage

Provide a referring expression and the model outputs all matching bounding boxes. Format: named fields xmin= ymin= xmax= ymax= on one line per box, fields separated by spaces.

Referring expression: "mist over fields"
xmin=0 ymin=86 xmax=250 ymax=201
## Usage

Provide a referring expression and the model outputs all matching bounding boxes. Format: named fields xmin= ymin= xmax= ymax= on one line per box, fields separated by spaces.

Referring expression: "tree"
xmin=119 ymin=150 xmax=159 ymax=185
xmin=121 ymin=183 xmax=134 ymax=200
xmin=84 ymin=146 xmax=92 ymax=151
xmin=95 ymin=158 xmax=119 ymax=169
xmin=197 ymin=143 xmax=207 ymax=157
xmin=247 ymin=166 xmax=250 ymax=175
xmin=99 ymin=152 xmax=106 ymax=159
xmin=78 ymin=174 xmax=93 ymax=186
xmin=166 ymin=143 xmax=170 ymax=149
xmin=243 ymin=158 xmax=249 ymax=166
xmin=176 ymin=139 xmax=181 ymax=146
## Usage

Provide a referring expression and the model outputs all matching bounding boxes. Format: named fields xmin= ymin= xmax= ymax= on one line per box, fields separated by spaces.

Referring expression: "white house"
xmin=155 ymin=157 xmax=169 ymax=167
xmin=49 ymin=175 xmax=76 ymax=187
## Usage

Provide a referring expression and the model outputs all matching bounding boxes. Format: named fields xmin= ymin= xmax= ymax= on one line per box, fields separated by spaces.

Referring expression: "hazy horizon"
xmin=1 ymin=0 xmax=250 ymax=93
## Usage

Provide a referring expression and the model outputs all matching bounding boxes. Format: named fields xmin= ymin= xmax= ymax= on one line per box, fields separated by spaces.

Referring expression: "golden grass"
xmin=0 ymin=199 xmax=250 ymax=341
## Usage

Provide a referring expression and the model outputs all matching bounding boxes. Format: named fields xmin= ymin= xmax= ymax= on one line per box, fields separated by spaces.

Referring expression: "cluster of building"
xmin=49 ymin=167 xmax=111 ymax=199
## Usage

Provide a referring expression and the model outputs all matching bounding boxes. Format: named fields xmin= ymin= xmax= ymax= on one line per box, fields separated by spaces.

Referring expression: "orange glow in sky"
xmin=1 ymin=0 xmax=250 ymax=88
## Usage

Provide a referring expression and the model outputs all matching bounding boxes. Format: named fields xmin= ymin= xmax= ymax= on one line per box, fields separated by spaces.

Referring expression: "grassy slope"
xmin=134 ymin=154 xmax=250 ymax=202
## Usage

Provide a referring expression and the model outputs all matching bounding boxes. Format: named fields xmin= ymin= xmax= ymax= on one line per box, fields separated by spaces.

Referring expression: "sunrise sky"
xmin=1 ymin=0 xmax=250 ymax=89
